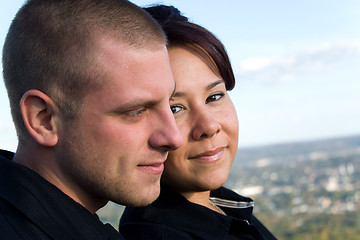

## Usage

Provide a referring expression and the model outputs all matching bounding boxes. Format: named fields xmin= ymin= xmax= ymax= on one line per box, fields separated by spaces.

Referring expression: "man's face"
xmin=57 ymin=37 xmax=182 ymax=211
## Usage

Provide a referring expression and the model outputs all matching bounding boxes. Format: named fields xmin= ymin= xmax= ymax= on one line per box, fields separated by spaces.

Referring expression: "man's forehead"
xmin=84 ymin=41 xmax=174 ymax=103
xmin=94 ymin=32 xmax=166 ymax=52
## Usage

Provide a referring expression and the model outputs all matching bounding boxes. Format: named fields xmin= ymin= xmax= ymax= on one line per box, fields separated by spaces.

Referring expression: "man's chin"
xmin=122 ymin=186 xmax=161 ymax=207
xmin=142 ymin=190 xmax=162 ymax=206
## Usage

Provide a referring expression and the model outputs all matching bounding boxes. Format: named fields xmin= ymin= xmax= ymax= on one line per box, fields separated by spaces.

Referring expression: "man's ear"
xmin=20 ymin=90 xmax=60 ymax=147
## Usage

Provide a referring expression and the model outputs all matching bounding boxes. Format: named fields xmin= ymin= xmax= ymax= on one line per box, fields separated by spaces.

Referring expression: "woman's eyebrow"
xmin=207 ymin=79 xmax=224 ymax=91
xmin=171 ymin=83 xmax=186 ymax=98
xmin=170 ymin=84 xmax=177 ymax=99
xmin=172 ymin=91 xmax=186 ymax=98
xmin=171 ymin=79 xmax=225 ymax=99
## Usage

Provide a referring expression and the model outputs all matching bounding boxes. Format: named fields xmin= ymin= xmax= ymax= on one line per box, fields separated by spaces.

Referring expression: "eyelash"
xmin=206 ymin=92 xmax=225 ymax=103
xmin=170 ymin=105 xmax=185 ymax=114
xmin=170 ymin=92 xmax=225 ymax=115
xmin=125 ymin=108 xmax=146 ymax=117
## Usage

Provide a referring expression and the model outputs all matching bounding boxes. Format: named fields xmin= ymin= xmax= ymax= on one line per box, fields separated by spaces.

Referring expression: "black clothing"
xmin=120 ymin=186 xmax=277 ymax=240
xmin=0 ymin=149 xmax=124 ymax=240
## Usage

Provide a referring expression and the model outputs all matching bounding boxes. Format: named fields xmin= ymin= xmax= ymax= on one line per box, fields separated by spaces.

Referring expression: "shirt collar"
xmin=125 ymin=186 xmax=255 ymax=239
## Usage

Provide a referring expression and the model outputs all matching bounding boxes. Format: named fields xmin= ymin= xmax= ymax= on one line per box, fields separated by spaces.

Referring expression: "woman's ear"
xmin=20 ymin=90 xmax=60 ymax=147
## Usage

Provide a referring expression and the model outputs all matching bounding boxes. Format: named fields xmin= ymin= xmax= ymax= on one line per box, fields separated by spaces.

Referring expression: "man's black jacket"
xmin=0 ymin=149 xmax=123 ymax=240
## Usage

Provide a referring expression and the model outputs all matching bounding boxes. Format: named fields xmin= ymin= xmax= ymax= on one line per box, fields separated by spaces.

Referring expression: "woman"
xmin=119 ymin=5 xmax=277 ymax=240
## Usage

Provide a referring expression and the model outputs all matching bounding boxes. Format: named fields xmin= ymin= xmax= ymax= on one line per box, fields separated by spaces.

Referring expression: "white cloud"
xmin=235 ymin=41 xmax=360 ymax=84
xmin=240 ymin=57 xmax=273 ymax=71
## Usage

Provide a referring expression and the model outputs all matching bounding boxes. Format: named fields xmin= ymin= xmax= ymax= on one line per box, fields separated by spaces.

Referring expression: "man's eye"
xmin=206 ymin=93 xmax=224 ymax=103
xmin=170 ymin=104 xmax=184 ymax=114
xmin=126 ymin=108 xmax=146 ymax=117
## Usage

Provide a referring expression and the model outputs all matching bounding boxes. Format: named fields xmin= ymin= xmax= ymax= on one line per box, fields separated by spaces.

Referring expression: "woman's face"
xmin=162 ymin=46 xmax=239 ymax=193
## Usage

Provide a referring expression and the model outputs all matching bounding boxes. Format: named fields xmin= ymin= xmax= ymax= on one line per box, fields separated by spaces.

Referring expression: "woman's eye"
xmin=170 ymin=104 xmax=184 ymax=114
xmin=206 ymin=92 xmax=224 ymax=103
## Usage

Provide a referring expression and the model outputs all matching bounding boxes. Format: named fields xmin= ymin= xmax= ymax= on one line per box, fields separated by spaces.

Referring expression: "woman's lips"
xmin=188 ymin=147 xmax=225 ymax=162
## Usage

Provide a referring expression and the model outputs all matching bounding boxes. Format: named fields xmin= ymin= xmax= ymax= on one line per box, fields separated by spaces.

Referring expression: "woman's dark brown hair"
xmin=144 ymin=5 xmax=235 ymax=90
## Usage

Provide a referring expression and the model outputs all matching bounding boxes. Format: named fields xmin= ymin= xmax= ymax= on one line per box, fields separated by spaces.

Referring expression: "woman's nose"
xmin=192 ymin=109 xmax=221 ymax=140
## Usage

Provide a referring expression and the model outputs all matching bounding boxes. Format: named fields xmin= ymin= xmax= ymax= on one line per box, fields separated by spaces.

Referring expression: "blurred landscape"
xmin=97 ymin=134 xmax=360 ymax=240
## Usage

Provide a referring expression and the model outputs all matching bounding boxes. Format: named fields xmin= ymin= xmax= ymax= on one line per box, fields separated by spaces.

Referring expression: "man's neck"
xmin=13 ymin=142 xmax=107 ymax=214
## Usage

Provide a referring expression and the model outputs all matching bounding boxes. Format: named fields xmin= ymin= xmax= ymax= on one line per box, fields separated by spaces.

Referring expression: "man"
xmin=0 ymin=0 xmax=182 ymax=239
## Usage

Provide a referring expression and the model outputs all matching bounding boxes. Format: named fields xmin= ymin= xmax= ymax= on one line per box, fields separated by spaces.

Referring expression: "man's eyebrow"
xmin=109 ymin=100 xmax=158 ymax=114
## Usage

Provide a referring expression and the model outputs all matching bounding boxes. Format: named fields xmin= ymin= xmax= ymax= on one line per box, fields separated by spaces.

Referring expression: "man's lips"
xmin=137 ymin=161 xmax=165 ymax=175
xmin=188 ymin=147 xmax=225 ymax=162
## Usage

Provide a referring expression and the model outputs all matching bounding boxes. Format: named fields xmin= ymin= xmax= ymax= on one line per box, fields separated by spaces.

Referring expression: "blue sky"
xmin=1 ymin=1 xmax=360 ymax=150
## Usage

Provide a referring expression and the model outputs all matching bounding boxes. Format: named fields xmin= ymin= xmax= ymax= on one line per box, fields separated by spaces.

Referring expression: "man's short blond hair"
xmin=3 ymin=0 xmax=166 ymax=142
